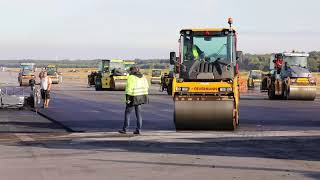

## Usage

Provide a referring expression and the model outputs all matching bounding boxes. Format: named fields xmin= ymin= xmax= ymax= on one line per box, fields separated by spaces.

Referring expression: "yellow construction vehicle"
xmin=169 ymin=18 xmax=242 ymax=130
xmin=261 ymin=52 xmax=316 ymax=100
xmin=160 ymin=72 xmax=173 ymax=95
xmin=151 ymin=69 xmax=162 ymax=84
xmin=124 ymin=60 xmax=136 ymax=71
xmin=94 ymin=59 xmax=129 ymax=91
xmin=247 ymin=70 xmax=262 ymax=89
xmin=18 ymin=63 xmax=36 ymax=86
xmin=46 ymin=64 xmax=60 ymax=84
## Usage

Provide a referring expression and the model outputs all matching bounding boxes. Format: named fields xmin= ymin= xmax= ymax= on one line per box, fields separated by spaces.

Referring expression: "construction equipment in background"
xmin=124 ymin=60 xmax=136 ymax=71
xmin=46 ymin=64 xmax=61 ymax=84
xmin=261 ymin=52 xmax=316 ymax=100
xmin=169 ymin=18 xmax=242 ymax=130
xmin=88 ymin=71 xmax=98 ymax=87
xmin=151 ymin=69 xmax=162 ymax=84
xmin=160 ymin=72 xmax=174 ymax=95
xmin=18 ymin=63 xmax=36 ymax=86
xmin=94 ymin=59 xmax=129 ymax=91
xmin=247 ymin=70 xmax=262 ymax=89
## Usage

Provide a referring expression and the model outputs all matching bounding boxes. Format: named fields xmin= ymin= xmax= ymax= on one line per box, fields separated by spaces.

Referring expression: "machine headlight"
xmin=309 ymin=77 xmax=316 ymax=84
xmin=176 ymin=87 xmax=189 ymax=92
xmin=176 ymin=78 xmax=184 ymax=83
xmin=219 ymin=87 xmax=233 ymax=92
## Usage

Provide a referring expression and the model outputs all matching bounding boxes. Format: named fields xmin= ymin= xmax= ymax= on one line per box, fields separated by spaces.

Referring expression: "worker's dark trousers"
xmin=123 ymin=105 xmax=142 ymax=131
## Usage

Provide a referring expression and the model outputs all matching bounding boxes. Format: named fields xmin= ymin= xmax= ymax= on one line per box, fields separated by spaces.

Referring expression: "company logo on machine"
xmin=191 ymin=87 xmax=218 ymax=92
xmin=296 ymin=78 xmax=309 ymax=83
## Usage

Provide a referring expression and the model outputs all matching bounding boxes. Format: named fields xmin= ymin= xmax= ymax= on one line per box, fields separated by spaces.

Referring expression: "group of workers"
xmin=30 ymin=70 xmax=52 ymax=108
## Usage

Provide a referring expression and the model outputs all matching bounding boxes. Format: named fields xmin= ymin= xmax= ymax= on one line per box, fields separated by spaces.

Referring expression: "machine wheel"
xmin=234 ymin=105 xmax=239 ymax=127
xmin=287 ymin=85 xmax=316 ymax=101
xmin=95 ymin=77 xmax=103 ymax=91
xmin=110 ymin=78 xmax=126 ymax=91
xmin=268 ymin=86 xmax=275 ymax=100
xmin=95 ymin=85 xmax=102 ymax=91
xmin=167 ymin=81 xmax=172 ymax=95
xmin=174 ymin=97 xmax=235 ymax=130
xmin=282 ymin=84 xmax=289 ymax=100
xmin=95 ymin=82 xmax=103 ymax=91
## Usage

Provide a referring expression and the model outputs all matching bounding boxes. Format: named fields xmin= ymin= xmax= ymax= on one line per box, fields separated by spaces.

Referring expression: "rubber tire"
xmin=167 ymin=84 xmax=172 ymax=95
xmin=95 ymin=84 xmax=102 ymax=91
xmin=282 ymin=84 xmax=289 ymax=100
xmin=268 ymin=85 xmax=275 ymax=100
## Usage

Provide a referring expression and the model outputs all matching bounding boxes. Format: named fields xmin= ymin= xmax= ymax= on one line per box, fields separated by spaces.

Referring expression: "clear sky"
xmin=0 ymin=0 xmax=319 ymax=60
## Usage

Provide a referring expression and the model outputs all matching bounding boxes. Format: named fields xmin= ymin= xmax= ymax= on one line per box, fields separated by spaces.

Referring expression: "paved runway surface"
xmin=38 ymin=80 xmax=320 ymax=133
xmin=0 ymin=71 xmax=319 ymax=180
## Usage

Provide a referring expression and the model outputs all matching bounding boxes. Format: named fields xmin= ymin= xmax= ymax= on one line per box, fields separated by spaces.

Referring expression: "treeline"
xmin=0 ymin=59 xmax=100 ymax=68
xmin=1 ymin=51 xmax=320 ymax=71
xmin=135 ymin=59 xmax=169 ymax=69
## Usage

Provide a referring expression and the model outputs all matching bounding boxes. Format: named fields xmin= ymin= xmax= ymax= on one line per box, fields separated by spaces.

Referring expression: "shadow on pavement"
xmin=12 ymin=136 xmax=320 ymax=161
xmin=0 ymin=121 xmax=66 ymax=133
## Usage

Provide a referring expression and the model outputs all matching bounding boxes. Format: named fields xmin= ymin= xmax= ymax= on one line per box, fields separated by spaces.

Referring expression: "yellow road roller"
xmin=151 ymin=69 xmax=162 ymax=84
xmin=46 ymin=64 xmax=61 ymax=84
xmin=95 ymin=59 xmax=129 ymax=91
xmin=247 ymin=70 xmax=262 ymax=89
xmin=169 ymin=18 xmax=242 ymax=130
xmin=18 ymin=63 xmax=36 ymax=86
xmin=124 ymin=60 xmax=136 ymax=71
xmin=261 ymin=52 xmax=316 ymax=100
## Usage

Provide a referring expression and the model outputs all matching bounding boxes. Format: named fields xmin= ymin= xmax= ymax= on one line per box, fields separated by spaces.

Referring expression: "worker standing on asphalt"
xmin=119 ymin=66 xmax=149 ymax=135
xmin=40 ymin=71 xmax=52 ymax=108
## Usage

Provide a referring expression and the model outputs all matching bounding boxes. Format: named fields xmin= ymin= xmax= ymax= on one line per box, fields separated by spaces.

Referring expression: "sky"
xmin=0 ymin=0 xmax=319 ymax=60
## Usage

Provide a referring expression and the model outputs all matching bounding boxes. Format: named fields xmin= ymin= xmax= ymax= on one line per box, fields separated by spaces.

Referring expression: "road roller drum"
xmin=174 ymin=96 xmax=236 ymax=130
xmin=287 ymin=85 xmax=316 ymax=101
xmin=112 ymin=79 xmax=126 ymax=91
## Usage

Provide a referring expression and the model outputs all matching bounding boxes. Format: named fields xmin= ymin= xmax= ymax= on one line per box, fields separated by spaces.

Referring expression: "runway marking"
xmin=67 ymin=130 xmax=320 ymax=143
xmin=15 ymin=134 xmax=35 ymax=142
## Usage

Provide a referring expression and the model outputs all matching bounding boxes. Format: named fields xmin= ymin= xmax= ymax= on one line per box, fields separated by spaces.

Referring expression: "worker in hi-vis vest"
xmin=119 ymin=66 xmax=149 ymax=135
xmin=184 ymin=37 xmax=204 ymax=60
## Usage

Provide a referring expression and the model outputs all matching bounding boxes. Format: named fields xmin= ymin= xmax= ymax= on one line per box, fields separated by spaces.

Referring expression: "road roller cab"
xmin=18 ymin=63 xmax=36 ymax=86
xmin=261 ymin=51 xmax=316 ymax=100
xmin=46 ymin=64 xmax=61 ymax=84
xmin=151 ymin=69 xmax=162 ymax=84
xmin=169 ymin=18 xmax=242 ymax=130
xmin=124 ymin=60 xmax=136 ymax=72
xmin=94 ymin=59 xmax=129 ymax=91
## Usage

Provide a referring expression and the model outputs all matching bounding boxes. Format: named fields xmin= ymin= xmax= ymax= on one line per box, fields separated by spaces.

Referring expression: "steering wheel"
xmin=213 ymin=58 xmax=229 ymax=66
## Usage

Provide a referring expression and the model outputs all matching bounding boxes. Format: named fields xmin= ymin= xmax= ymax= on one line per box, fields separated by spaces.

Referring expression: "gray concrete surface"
xmin=0 ymin=132 xmax=318 ymax=180
xmin=0 ymin=71 xmax=319 ymax=180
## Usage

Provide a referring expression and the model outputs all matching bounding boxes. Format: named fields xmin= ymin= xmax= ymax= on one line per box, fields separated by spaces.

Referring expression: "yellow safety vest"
xmin=192 ymin=46 xmax=199 ymax=59
xmin=125 ymin=75 xmax=149 ymax=96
